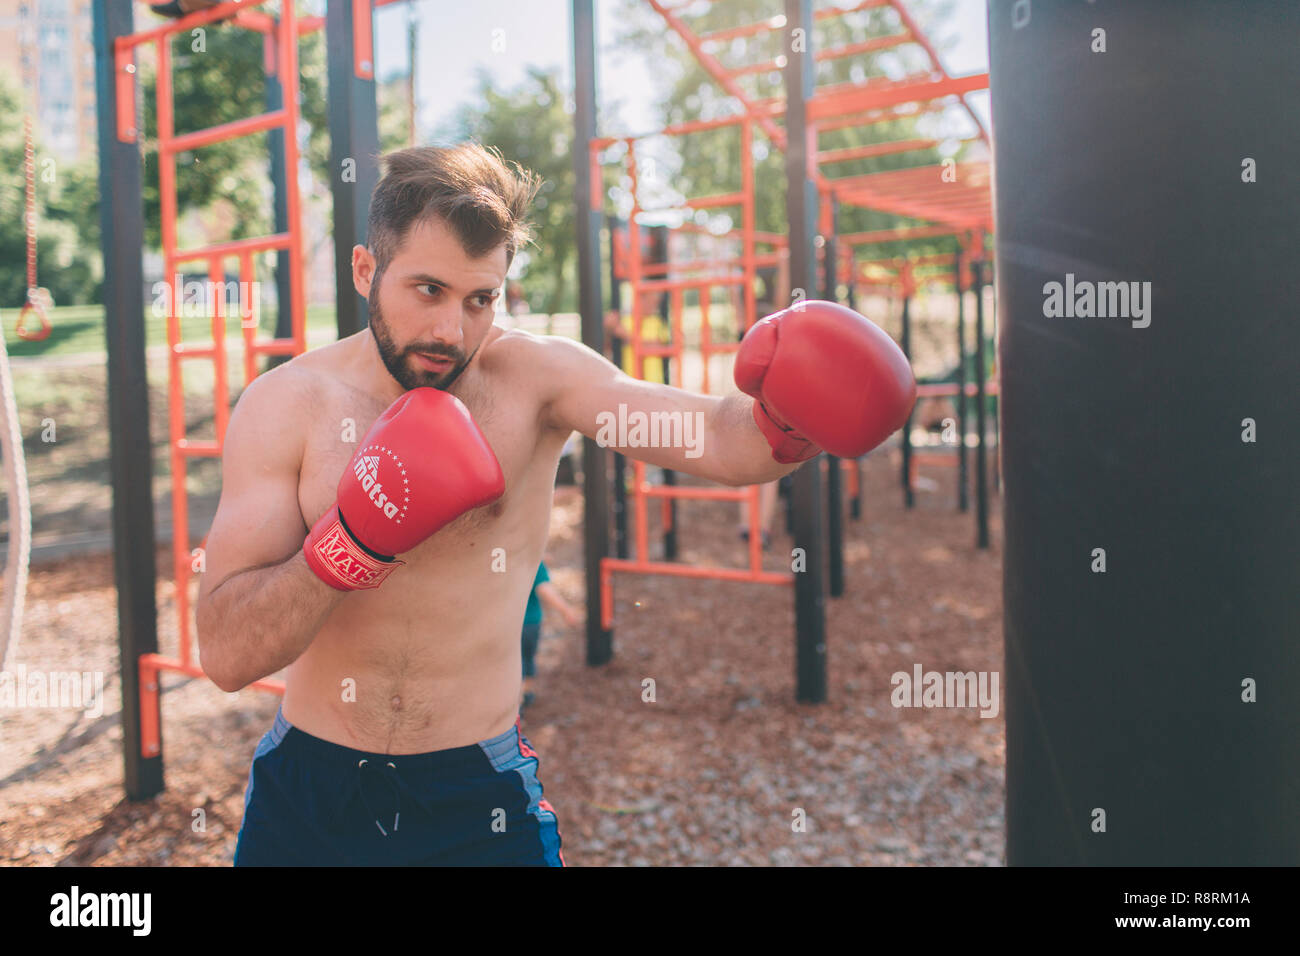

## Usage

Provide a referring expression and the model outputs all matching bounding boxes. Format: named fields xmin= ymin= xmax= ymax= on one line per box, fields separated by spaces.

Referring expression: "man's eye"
xmin=418 ymin=284 xmax=441 ymax=297
xmin=473 ymin=295 xmax=494 ymax=308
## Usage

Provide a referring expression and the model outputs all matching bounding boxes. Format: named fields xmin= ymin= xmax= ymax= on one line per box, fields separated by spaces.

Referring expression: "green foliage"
xmin=138 ymin=20 xmax=330 ymax=250
xmin=0 ymin=74 xmax=103 ymax=306
xmin=443 ymin=66 xmax=577 ymax=315
xmin=608 ymin=0 xmax=967 ymax=259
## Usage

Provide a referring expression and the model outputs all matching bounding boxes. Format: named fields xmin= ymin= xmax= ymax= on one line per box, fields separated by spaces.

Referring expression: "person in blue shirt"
xmin=521 ymin=561 xmax=581 ymax=712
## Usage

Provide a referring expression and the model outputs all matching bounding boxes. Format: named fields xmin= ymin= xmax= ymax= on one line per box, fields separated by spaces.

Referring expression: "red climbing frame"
xmin=115 ymin=0 xmax=320 ymax=758
xmin=589 ymin=0 xmax=999 ymax=627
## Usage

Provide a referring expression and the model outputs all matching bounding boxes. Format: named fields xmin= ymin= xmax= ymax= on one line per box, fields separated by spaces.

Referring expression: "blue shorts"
xmin=234 ymin=708 xmax=564 ymax=866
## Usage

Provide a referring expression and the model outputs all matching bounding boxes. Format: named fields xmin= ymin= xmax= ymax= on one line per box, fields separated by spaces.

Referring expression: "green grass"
xmin=0 ymin=304 xmax=342 ymax=360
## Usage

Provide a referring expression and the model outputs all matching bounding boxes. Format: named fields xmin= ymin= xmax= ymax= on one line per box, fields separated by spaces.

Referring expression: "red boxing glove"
xmin=735 ymin=300 xmax=916 ymax=464
xmin=304 ymin=388 xmax=505 ymax=590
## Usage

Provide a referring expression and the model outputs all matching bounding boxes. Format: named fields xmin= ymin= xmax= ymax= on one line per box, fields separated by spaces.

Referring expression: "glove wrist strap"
xmin=303 ymin=505 xmax=404 ymax=591
xmin=752 ymin=401 xmax=820 ymax=465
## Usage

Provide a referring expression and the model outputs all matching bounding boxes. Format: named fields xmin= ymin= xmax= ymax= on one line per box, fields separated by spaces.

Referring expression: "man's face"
xmin=357 ymin=217 xmax=507 ymax=391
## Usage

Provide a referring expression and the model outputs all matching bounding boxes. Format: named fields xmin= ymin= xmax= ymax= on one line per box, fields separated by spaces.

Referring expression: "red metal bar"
xmin=172 ymin=343 xmax=216 ymax=358
xmin=699 ymin=13 xmax=790 ymax=45
xmin=840 ymin=224 xmax=959 ymax=245
xmin=603 ymin=557 xmax=792 ymax=588
xmin=173 ymin=232 xmax=292 ymax=263
xmin=115 ymin=0 xmax=274 ymax=49
xmin=155 ymin=33 xmax=193 ymax=670
xmin=139 ymin=653 xmax=284 ymax=758
xmin=818 ymin=138 xmax=943 ymax=164
xmin=353 ymin=0 xmax=374 ymax=79
xmin=815 ymin=101 xmax=950 ymax=135
xmin=635 ymin=276 xmax=747 ymax=293
xmin=730 ymin=32 xmax=910 ymax=78
xmin=113 ymin=45 xmax=136 ymax=143
xmin=807 ymin=72 xmax=990 ymax=121
xmin=163 ymin=109 xmax=289 ymax=155
xmin=640 ymin=484 xmax=748 ymax=501
xmin=636 ymin=252 xmax=782 ymax=276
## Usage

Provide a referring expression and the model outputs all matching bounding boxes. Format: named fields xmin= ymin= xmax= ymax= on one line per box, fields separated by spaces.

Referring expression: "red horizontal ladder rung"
xmin=172 ymin=232 xmax=291 ymax=264
xmin=172 ymin=344 xmax=216 ymax=358
xmin=163 ymin=108 xmax=290 ymax=155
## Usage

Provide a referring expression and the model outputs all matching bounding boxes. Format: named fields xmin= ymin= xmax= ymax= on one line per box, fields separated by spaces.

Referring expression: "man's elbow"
xmin=704 ymin=451 xmax=790 ymax=487
xmin=196 ymin=604 xmax=246 ymax=693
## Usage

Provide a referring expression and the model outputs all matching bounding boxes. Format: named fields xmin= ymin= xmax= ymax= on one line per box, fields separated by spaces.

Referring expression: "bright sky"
xmin=373 ymin=0 xmax=992 ymax=141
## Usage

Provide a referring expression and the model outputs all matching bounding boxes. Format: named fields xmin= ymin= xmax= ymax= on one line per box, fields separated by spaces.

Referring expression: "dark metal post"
xmin=606 ymin=216 xmax=628 ymax=560
xmin=326 ymin=0 xmax=380 ymax=337
xmin=95 ymin=0 xmax=162 ymax=800
xmin=847 ymin=272 xmax=862 ymax=520
xmin=955 ymin=250 xmax=968 ymax=511
xmin=264 ymin=25 xmax=293 ymax=370
xmin=652 ymin=225 xmax=678 ymax=560
xmin=784 ymin=0 xmax=826 ymax=703
xmin=973 ymin=259 xmax=989 ymax=549
xmin=987 ymin=250 xmax=1001 ymax=495
xmin=573 ymin=0 xmax=612 ymax=666
xmin=823 ymin=199 xmax=844 ymax=597
xmin=900 ymin=289 xmax=914 ymax=508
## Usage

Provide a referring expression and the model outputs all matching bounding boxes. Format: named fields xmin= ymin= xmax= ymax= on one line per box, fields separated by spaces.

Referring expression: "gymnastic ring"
xmin=16 ymin=300 xmax=50 ymax=342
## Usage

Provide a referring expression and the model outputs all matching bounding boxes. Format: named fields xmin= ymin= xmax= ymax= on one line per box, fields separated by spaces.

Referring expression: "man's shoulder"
xmin=236 ymin=336 xmax=362 ymax=408
xmin=481 ymin=324 xmax=585 ymax=373
xmin=236 ymin=352 xmax=321 ymax=412
xmin=227 ymin=346 xmax=340 ymax=458
xmin=488 ymin=325 xmax=590 ymax=361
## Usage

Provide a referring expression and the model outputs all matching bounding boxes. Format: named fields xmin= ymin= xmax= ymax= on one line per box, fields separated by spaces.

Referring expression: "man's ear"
xmin=352 ymin=245 xmax=377 ymax=299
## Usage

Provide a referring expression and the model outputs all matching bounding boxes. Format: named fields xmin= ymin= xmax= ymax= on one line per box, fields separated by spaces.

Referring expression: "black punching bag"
xmin=991 ymin=1 xmax=1300 ymax=865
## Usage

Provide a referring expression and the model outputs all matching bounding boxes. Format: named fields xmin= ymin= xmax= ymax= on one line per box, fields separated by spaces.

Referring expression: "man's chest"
xmin=295 ymin=384 xmax=548 ymax=539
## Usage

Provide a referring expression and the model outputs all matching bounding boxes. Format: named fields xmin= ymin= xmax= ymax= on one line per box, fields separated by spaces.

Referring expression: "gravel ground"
xmin=0 ymin=447 xmax=1004 ymax=867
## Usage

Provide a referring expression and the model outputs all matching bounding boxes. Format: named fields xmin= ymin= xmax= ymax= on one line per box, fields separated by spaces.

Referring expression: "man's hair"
xmin=367 ymin=143 xmax=541 ymax=276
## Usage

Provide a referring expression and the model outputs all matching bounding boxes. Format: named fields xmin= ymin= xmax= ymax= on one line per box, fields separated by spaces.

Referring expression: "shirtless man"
xmin=197 ymin=143 xmax=914 ymax=866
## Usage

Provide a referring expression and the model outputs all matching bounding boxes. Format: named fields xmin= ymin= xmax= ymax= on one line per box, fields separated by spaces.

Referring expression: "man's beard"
xmin=368 ymin=288 xmax=472 ymax=391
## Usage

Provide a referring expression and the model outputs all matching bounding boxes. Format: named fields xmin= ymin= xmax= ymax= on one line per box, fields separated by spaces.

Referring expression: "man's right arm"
xmin=196 ymin=370 xmax=346 ymax=692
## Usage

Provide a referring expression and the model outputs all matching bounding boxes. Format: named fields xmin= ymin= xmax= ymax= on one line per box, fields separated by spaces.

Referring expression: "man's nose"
xmin=425 ymin=302 xmax=466 ymax=345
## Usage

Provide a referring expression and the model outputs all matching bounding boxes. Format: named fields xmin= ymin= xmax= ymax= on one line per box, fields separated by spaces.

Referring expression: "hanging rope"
xmin=2 ymin=67 xmax=44 ymax=665
xmin=16 ymin=114 xmax=50 ymax=343
xmin=0 ymin=318 xmax=32 ymax=670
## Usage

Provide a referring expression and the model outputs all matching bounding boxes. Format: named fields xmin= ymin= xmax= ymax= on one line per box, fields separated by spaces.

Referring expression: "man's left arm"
xmin=536 ymin=300 xmax=917 ymax=487
xmin=537 ymin=334 xmax=791 ymax=487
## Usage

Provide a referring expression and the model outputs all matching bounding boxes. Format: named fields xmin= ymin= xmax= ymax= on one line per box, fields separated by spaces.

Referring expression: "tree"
xmin=442 ymin=66 xmax=577 ymax=316
xmin=608 ymin=0 xmax=967 ymax=261
xmin=0 ymin=73 xmax=102 ymax=306
xmin=138 ymin=18 xmax=330 ymax=251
